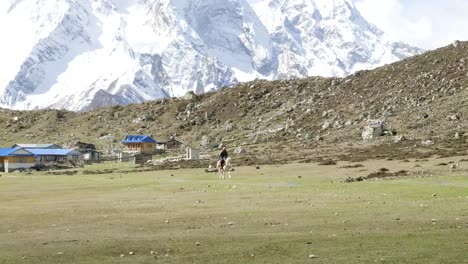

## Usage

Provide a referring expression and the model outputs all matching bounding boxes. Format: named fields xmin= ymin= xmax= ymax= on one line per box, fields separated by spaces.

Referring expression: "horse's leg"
xmin=216 ymin=161 xmax=222 ymax=179
xmin=219 ymin=168 xmax=223 ymax=179
xmin=218 ymin=162 xmax=225 ymax=179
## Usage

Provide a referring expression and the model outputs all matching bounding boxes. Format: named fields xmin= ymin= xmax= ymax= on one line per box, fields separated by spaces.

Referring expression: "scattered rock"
xmin=132 ymin=118 xmax=142 ymax=124
xmin=421 ymin=139 xmax=434 ymax=146
xmin=321 ymin=120 xmax=331 ymax=130
xmin=362 ymin=120 xmax=385 ymax=140
xmin=233 ymin=146 xmax=246 ymax=154
xmin=446 ymin=114 xmax=460 ymax=121
xmin=393 ymin=135 xmax=407 ymax=143
xmin=454 ymin=132 xmax=465 ymax=139
xmin=315 ymin=135 xmax=324 ymax=141
xmin=450 ymin=163 xmax=459 ymax=170
xmin=200 ymin=135 xmax=210 ymax=147
xmin=224 ymin=121 xmax=234 ymax=132
xmin=318 ymin=159 xmax=336 ymax=166
xmin=183 ymin=91 xmax=197 ymax=100
xmin=345 ymin=170 xmax=408 ymax=182
xmin=340 ymin=164 xmax=364 ymax=169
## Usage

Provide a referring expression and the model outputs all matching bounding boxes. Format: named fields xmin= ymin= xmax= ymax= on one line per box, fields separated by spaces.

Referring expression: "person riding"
xmin=218 ymin=146 xmax=228 ymax=167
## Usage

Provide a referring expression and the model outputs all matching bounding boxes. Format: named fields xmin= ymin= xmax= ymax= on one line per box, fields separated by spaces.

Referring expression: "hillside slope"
xmin=0 ymin=41 xmax=467 ymax=163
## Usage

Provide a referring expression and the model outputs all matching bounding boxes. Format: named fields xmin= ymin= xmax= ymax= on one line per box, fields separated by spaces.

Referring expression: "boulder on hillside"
xmin=233 ymin=146 xmax=246 ymax=154
xmin=446 ymin=114 xmax=460 ymax=121
xmin=393 ymin=135 xmax=407 ymax=143
xmin=200 ymin=135 xmax=210 ymax=148
xmin=421 ymin=139 xmax=434 ymax=146
xmin=362 ymin=120 xmax=386 ymax=140
xmin=224 ymin=121 xmax=234 ymax=132
xmin=183 ymin=91 xmax=197 ymax=100
xmin=321 ymin=120 xmax=331 ymax=130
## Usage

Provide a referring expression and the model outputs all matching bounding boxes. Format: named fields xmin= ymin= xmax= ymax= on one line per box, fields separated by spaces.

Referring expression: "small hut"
xmin=157 ymin=138 xmax=184 ymax=151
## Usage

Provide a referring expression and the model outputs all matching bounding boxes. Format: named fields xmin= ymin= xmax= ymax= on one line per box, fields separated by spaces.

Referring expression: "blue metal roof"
xmin=13 ymin=144 xmax=62 ymax=149
xmin=121 ymin=135 xmax=157 ymax=144
xmin=25 ymin=149 xmax=78 ymax=156
xmin=0 ymin=148 xmax=34 ymax=157
xmin=0 ymin=148 xmax=16 ymax=156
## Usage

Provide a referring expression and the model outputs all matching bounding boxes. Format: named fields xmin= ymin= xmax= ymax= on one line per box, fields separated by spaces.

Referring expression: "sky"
xmin=355 ymin=0 xmax=468 ymax=50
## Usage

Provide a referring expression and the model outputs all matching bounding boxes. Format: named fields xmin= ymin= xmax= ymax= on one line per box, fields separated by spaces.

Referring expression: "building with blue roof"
xmin=12 ymin=143 xmax=62 ymax=149
xmin=0 ymin=148 xmax=36 ymax=172
xmin=0 ymin=147 xmax=85 ymax=172
xmin=121 ymin=135 xmax=157 ymax=144
xmin=121 ymin=135 xmax=157 ymax=154
xmin=26 ymin=148 xmax=83 ymax=164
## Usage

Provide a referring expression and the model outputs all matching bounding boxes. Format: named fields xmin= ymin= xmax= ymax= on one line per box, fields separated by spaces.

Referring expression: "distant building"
xmin=119 ymin=135 xmax=157 ymax=164
xmin=0 ymin=148 xmax=36 ymax=173
xmin=186 ymin=147 xmax=200 ymax=160
xmin=12 ymin=144 xmax=62 ymax=149
xmin=26 ymin=148 xmax=83 ymax=165
xmin=70 ymin=141 xmax=102 ymax=163
xmin=156 ymin=138 xmax=184 ymax=151
xmin=121 ymin=135 xmax=157 ymax=154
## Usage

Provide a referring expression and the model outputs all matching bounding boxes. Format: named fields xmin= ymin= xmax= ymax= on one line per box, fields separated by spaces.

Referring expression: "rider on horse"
xmin=218 ymin=146 xmax=228 ymax=167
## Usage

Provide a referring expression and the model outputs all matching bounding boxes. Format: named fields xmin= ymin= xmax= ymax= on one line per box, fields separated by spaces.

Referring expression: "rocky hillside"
xmin=1 ymin=41 xmax=467 ymax=163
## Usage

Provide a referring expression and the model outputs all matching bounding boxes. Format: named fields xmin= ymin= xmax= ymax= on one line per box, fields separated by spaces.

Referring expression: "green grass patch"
xmin=0 ymin=161 xmax=467 ymax=263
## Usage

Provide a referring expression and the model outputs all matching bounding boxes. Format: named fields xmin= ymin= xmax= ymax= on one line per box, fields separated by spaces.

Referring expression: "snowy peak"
xmin=249 ymin=0 xmax=418 ymax=77
xmin=0 ymin=0 xmax=422 ymax=111
xmin=178 ymin=0 xmax=277 ymax=77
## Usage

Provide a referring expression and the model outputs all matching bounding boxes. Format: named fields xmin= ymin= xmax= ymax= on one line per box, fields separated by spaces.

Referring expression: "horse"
xmin=217 ymin=157 xmax=232 ymax=179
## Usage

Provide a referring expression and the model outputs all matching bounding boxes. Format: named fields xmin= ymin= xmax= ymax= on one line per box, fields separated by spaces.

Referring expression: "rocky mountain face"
xmin=0 ymin=0 xmax=422 ymax=111
xmin=0 ymin=41 xmax=467 ymax=163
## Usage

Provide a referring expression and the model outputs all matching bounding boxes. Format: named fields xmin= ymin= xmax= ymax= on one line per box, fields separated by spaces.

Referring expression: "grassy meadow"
xmin=0 ymin=159 xmax=467 ymax=264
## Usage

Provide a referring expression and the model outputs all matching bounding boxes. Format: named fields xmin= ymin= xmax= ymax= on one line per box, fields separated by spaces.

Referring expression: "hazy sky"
xmin=355 ymin=0 xmax=468 ymax=50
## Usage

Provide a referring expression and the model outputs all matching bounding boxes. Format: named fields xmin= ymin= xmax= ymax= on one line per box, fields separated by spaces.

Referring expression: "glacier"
xmin=0 ymin=0 xmax=423 ymax=111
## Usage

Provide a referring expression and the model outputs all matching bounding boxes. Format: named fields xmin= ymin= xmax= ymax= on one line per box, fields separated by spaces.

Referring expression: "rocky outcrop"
xmin=362 ymin=120 xmax=385 ymax=140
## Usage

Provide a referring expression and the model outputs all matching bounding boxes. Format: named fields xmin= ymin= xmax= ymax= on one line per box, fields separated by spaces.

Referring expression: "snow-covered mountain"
xmin=0 ymin=0 xmax=422 ymax=111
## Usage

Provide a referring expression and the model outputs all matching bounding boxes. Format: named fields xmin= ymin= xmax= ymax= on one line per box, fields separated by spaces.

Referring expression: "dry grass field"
xmin=1 ymin=158 xmax=467 ymax=264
